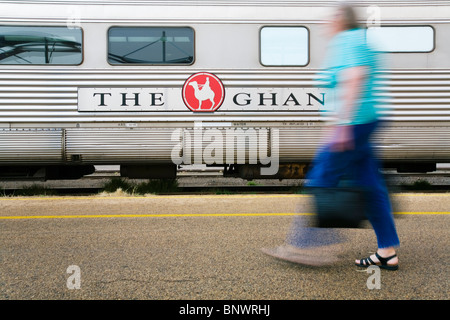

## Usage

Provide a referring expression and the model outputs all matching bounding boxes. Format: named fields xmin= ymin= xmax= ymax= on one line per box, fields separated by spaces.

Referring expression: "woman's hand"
xmin=330 ymin=125 xmax=354 ymax=152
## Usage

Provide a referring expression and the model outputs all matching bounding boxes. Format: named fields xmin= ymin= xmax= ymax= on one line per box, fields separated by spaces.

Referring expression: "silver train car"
xmin=0 ymin=0 xmax=449 ymax=180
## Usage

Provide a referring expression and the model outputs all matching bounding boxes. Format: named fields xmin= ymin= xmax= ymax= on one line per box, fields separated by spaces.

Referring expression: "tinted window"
xmin=366 ymin=26 xmax=434 ymax=52
xmin=108 ymin=27 xmax=194 ymax=65
xmin=260 ymin=27 xmax=309 ymax=66
xmin=0 ymin=26 xmax=82 ymax=65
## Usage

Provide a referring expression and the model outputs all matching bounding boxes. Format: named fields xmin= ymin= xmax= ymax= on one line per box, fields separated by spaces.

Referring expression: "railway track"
xmin=0 ymin=165 xmax=448 ymax=195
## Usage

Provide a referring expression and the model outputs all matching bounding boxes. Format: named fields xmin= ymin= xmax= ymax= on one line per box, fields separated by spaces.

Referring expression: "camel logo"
xmin=182 ymin=72 xmax=225 ymax=112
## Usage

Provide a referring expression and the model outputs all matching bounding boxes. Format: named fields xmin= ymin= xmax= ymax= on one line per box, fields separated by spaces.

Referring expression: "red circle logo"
xmin=182 ymin=72 xmax=225 ymax=112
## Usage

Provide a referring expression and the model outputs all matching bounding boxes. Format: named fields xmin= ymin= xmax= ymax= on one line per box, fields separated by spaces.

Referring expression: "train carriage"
xmin=0 ymin=0 xmax=449 ymax=180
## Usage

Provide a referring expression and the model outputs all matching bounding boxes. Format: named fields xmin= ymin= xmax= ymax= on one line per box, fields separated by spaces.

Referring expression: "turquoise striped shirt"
xmin=318 ymin=28 xmax=383 ymax=125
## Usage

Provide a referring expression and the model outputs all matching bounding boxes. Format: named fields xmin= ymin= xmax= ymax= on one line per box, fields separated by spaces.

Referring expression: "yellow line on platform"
xmin=0 ymin=193 xmax=447 ymax=202
xmin=0 ymin=211 xmax=448 ymax=220
xmin=0 ymin=212 xmax=304 ymax=219
xmin=0 ymin=194 xmax=303 ymax=201
xmin=395 ymin=212 xmax=450 ymax=215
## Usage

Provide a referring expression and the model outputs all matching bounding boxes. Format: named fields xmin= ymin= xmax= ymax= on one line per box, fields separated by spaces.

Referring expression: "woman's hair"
xmin=337 ymin=2 xmax=361 ymax=30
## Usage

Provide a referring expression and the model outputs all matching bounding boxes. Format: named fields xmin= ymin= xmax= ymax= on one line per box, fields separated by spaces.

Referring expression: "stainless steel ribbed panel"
xmin=278 ymin=127 xmax=322 ymax=162
xmin=0 ymin=129 xmax=62 ymax=163
xmin=278 ymin=125 xmax=450 ymax=162
xmin=0 ymin=69 xmax=449 ymax=122
xmin=65 ymin=128 xmax=178 ymax=163
xmin=2 ymin=125 xmax=446 ymax=165
xmin=374 ymin=125 xmax=450 ymax=161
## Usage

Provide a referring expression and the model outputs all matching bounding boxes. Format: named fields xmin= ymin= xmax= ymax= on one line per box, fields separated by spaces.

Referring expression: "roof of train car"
xmin=1 ymin=0 xmax=449 ymax=5
xmin=0 ymin=0 xmax=449 ymax=23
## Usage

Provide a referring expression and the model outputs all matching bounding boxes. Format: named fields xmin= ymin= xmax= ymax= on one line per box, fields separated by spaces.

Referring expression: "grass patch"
xmin=14 ymin=184 xmax=58 ymax=197
xmin=133 ymin=179 xmax=179 ymax=195
xmin=212 ymin=188 xmax=235 ymax=195
xmin=401 ymin=179 xmax=433 ymax=191
xmin=102 ymin=178 xmax=179 ymax=195
xmin=102 ymin=177 xmax=134 ymax=193
xmin=290 ymin=181 xmax=304 ymax=194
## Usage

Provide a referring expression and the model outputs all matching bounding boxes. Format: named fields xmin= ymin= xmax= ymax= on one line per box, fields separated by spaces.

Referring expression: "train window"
xmin=108 ymin=27 xmax=194 ymax=65
xmin=366 ymin=26 xmax=434 ymax=53
xmin=0 ymin=26 xmax=82 ymax=65
xmin=260 ymin=27 xmax=309 ymax=66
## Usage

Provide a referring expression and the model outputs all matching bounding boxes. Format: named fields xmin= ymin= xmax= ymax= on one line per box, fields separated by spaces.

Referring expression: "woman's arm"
xmin=330 ymin=65 xmax=366 ymax=152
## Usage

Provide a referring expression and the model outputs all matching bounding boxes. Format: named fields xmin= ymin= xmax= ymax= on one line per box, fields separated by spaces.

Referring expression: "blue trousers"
xmin=288 ymin=121 xmax=400 ymax=249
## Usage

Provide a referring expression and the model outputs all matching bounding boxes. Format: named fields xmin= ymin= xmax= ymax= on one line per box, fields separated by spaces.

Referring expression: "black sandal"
xmin=356 ymin=252 xmax=398 ymax=271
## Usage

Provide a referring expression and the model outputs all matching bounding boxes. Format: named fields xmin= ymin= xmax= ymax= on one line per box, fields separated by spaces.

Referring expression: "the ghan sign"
xmin=78 ymin=72 xmax=333 ymax=112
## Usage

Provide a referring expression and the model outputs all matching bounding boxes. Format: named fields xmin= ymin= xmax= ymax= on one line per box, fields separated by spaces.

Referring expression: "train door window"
xmin=0 ymin=26 xmax=82 ymax=65
xmin=108 ymin=27 xmax=194 ymax=65
xmin=260 ymin=26 xmax=309 ymax=66
xmin=366 ymin=26 xmax=434 ymax=52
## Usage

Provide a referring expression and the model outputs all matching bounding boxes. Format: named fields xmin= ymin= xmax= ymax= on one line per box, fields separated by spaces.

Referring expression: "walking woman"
xmin=262 ymin=3 xmax=400 ymax=270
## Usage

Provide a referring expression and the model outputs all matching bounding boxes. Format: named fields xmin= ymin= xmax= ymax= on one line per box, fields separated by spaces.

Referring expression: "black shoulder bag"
xmin=307 ymin=179 xmax=369 ymax=229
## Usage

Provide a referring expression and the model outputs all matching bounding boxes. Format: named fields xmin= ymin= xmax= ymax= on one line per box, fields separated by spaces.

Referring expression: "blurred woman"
xmin=262 ymin=3 xmax=400 ymax=270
